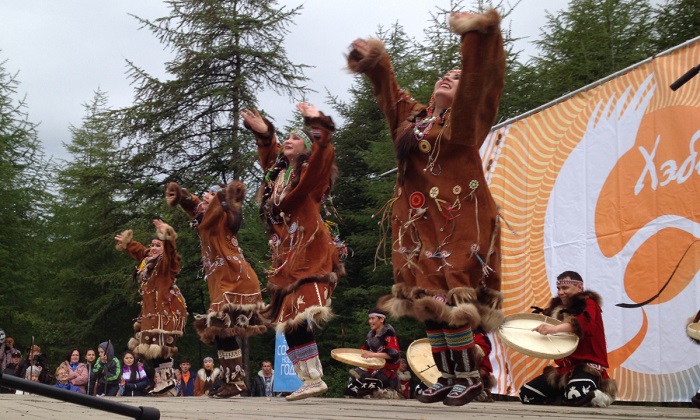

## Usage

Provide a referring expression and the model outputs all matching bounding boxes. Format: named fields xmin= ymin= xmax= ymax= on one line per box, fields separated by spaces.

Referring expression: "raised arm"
xmin=448 ymin=9 xmax=505 ymax=147
xmin=346 ymin=38 xmax=423 ymax=141
xmin=165 ymin=182 xmax=203 ymax=219
xmin=242 ymin=108 xmax=281 ymax=172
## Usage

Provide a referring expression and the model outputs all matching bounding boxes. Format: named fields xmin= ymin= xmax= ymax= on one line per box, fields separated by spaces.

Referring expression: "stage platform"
xmin=0 ymin=394 xmax=696 ymax=419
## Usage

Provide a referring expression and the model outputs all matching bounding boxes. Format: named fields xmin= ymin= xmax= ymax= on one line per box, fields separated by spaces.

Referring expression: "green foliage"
xmin=114 ymin=0 xmax=310 ymax=192
xmin=4 ymin=0 xmax=697 ymax=384
xmin=529 ymin=0 xmax=655 ymax=103
xmin=652 ymin=0 xmax=700 ymax=52
xmin=0 ymin=58 xmax=51 ymax=353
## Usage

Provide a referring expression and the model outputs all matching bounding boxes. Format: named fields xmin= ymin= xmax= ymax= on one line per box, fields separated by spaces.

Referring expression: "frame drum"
xmin=498 ymin=313 xmax=578 ymax=359
xmin=331 ymin=348 xmax=385 ymax=369
xmin=406 ymin=338 xmax=440 ymax=386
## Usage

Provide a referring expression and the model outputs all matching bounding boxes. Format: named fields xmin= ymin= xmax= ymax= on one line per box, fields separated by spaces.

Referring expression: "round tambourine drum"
xmin=406 ymin=338 xmax=440 ymax=386
xmin=498 ymin=313 xmax=579 ymax=359
xmin=687 ymin=322 xmax=700 ymax=341
xmin=331 ymin=348 xmax=385 ymax=369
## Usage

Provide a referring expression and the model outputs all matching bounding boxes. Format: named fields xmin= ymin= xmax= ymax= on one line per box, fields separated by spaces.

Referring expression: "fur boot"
xmin=212 ymin=349 xmax=246 ymax=398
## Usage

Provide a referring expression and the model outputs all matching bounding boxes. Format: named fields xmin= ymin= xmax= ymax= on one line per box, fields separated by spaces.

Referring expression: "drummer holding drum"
xmin=343 ymin=308 xmax=401 ymax=398
xmin=518 ymin=271 xmax=618 ymax=407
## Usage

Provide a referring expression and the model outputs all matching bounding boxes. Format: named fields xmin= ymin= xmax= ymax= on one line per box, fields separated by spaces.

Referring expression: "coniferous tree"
xmin=530 ymin=0 xmax=655 ymax=103
xmin=652 ymin=0 xmax=700 ymax=52
xmin=48 ymin=90 xmax=140 ymax=350
xmin=114 ymin=0 xmax=310 ymax=196
xmin=0 ymin=59 xmax=52 ymax=348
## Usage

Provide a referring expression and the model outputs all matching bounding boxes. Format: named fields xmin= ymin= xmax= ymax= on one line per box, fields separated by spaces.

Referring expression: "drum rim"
xmin=687 ymin=322 xmax=700 ymax=340
xmin=497 ymin=313 xmax=579 ymax=359
xmin=331 ymin=347 xmax=385 ymax=369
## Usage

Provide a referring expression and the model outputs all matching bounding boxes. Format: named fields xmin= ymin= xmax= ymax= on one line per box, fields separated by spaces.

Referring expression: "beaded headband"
xmin=368 ymin=312 xmax=386 ymax=319
xmin=203 ymin=356 xmax=214 ymax=362
xmin=290 ymin=128 xmax=312 ymax=150
xmin=556 ymin=277 xmax=583 ymax=286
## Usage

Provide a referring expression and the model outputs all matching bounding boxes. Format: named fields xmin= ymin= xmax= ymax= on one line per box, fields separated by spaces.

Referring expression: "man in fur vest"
xmin=519 ymin=271 xmax=617 ymax=407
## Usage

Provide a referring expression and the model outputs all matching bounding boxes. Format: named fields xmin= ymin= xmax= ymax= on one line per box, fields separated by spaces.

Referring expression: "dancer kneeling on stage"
xmin=344 ymin=308 xmax=400 ymax=398
xmin=519 ymin=271 xmax=617 ymax=407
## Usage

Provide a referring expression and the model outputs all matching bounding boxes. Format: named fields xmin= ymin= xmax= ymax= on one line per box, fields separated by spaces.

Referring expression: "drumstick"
xmin=500 ymin=325 xmax=573 ymax=337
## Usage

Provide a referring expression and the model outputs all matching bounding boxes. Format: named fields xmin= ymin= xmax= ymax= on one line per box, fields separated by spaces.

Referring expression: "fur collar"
xmin=543 ymin=290 xmax=603 ymax=318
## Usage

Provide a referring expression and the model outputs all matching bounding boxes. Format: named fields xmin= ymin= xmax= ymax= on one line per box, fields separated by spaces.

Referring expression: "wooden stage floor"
xmin=0 ymin=394 xmax=696 ymax=420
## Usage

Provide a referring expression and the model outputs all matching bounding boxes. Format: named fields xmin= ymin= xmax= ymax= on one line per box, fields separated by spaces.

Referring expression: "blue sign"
xmin=273 ymin=332 xmax=302 ymax=392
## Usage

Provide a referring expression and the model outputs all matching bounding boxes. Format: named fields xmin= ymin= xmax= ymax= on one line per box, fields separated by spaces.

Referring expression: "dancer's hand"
xmin=241 ymin=108 xmax=267 ymax=133
xmin=351 ymin=38 xmax=370 ymax=59
xmin=296 ymin=102 xmax=319 ymax=118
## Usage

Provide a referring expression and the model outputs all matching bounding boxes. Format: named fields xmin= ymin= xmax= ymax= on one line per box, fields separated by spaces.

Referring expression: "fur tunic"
xmin=348 ymin=10 xmax=505 ymax=330
xmin=536 ymin=290 xmax=617 ymax=400
xmin=167 ymin=181 xmax=266 ymax=345
xmin=118 ymin=224 xmax=187 ymax=360
xmin=251 ymin=114 xmax=343 ymax=333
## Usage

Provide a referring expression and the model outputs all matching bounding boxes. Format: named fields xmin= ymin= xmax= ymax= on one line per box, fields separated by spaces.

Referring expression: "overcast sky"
xmin=0 ymin=0 xmax=567 ymax=161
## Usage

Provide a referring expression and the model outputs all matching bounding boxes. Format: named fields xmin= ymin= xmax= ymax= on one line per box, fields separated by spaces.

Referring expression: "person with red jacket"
xmin=344 ymin=308 xmax=401 ymax=398
xmin=519 ymin=271 xmax=618 ymax=407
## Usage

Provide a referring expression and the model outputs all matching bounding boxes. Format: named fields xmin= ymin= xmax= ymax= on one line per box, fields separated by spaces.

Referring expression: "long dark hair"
xmin=122 ymin=350 xmax=141 ymax=383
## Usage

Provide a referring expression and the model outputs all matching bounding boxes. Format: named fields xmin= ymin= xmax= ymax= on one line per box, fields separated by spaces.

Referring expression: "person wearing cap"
xmin=166 ymin=178 xmax=266 ymax=398
xmin=519 ymin=270 xmax=617 ymax=407
xmin=344 ymin=308 xmax=401 ymax=398
xmin=242 ymin=102 xmax=343 ymax=401
xmin=115 ymin=219 xmax=188 ymax=395
xmin=346 ymin=10 xmax=506 ymax=407
xmin=194 ymin=356 xmax=221 ymax=396
xmin=0 ymin=350 xmax=22 ymax=393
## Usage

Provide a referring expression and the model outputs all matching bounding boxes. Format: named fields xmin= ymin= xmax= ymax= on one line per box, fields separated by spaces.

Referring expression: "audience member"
xmin=194 ymin=356 xmax=220 ymax=396
xmin=59 ymin=348 xmax=89 ymax=393
xmin=177 ymin=358 xmax=196 ymax=396
xmin=55 ymin=365 xmax=82 ymax=392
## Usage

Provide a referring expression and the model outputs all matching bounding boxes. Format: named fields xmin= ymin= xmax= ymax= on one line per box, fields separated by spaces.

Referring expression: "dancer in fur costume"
xmin=115 ymin=219 xmax=187 ymax=395
xmin=166 ymin=180 xmax=266 ymax=398
xmin=519 ymin=271 xmax=617 ymax=407
xmin=347 ymin=9 xmax=505 ymax=406
xmin=344 ymin=308 xmax=401 ymax=398
xmin=241 ymin=102 xmax=344 ymax=401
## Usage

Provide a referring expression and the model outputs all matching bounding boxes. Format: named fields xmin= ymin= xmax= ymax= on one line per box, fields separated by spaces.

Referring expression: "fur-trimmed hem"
xmin=448 ymin=8 xmax=500 ymax=35
xmin=274 ymin=305 xmax=334 ymax=334
xmin=346 ymin=38 xmax=386 ymax=74
xmin=193 ymin=304 xmax=267 ymax=345
xmin=115 ymin=229 xmax=133 ymax=251
xmin=378 ymin=284 xmax=503 ymax=330
xmin=129 ymin=341 xmax=178 ymax=360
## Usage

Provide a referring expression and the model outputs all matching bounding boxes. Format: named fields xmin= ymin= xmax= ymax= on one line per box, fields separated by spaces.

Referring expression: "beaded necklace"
xmin=272 ymin=167 xmax=294 ymax=206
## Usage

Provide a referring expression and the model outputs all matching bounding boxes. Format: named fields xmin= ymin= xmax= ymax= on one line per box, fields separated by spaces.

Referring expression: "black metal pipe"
xmin=0 ymin=372 xmax=160 ymax=419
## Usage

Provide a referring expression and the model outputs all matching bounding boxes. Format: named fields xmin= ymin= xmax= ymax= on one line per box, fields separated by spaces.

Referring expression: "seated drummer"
xmin=519 ymin=271 xmax=617 ymax=407
xmin=344 ymin=308 xmax=400 ymax=398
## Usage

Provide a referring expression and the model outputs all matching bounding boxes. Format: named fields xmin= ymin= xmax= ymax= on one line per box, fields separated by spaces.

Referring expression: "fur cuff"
xmin=115 ymin=229 xmax=133 ymax=251
xmin=448 ymin=9 xmax=501 ymax=35
xmin=156 ymin=223 xmax=177 ymax=241
xmin=244 ymin=117 xmax=275 ymax=147
xmin=304 ymin=113 xmax=336 ymax=133
xmin=346 ymin=38 xmax=386 ymax=73
xmin=165 ymin=182 xmax=183 ymax=207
